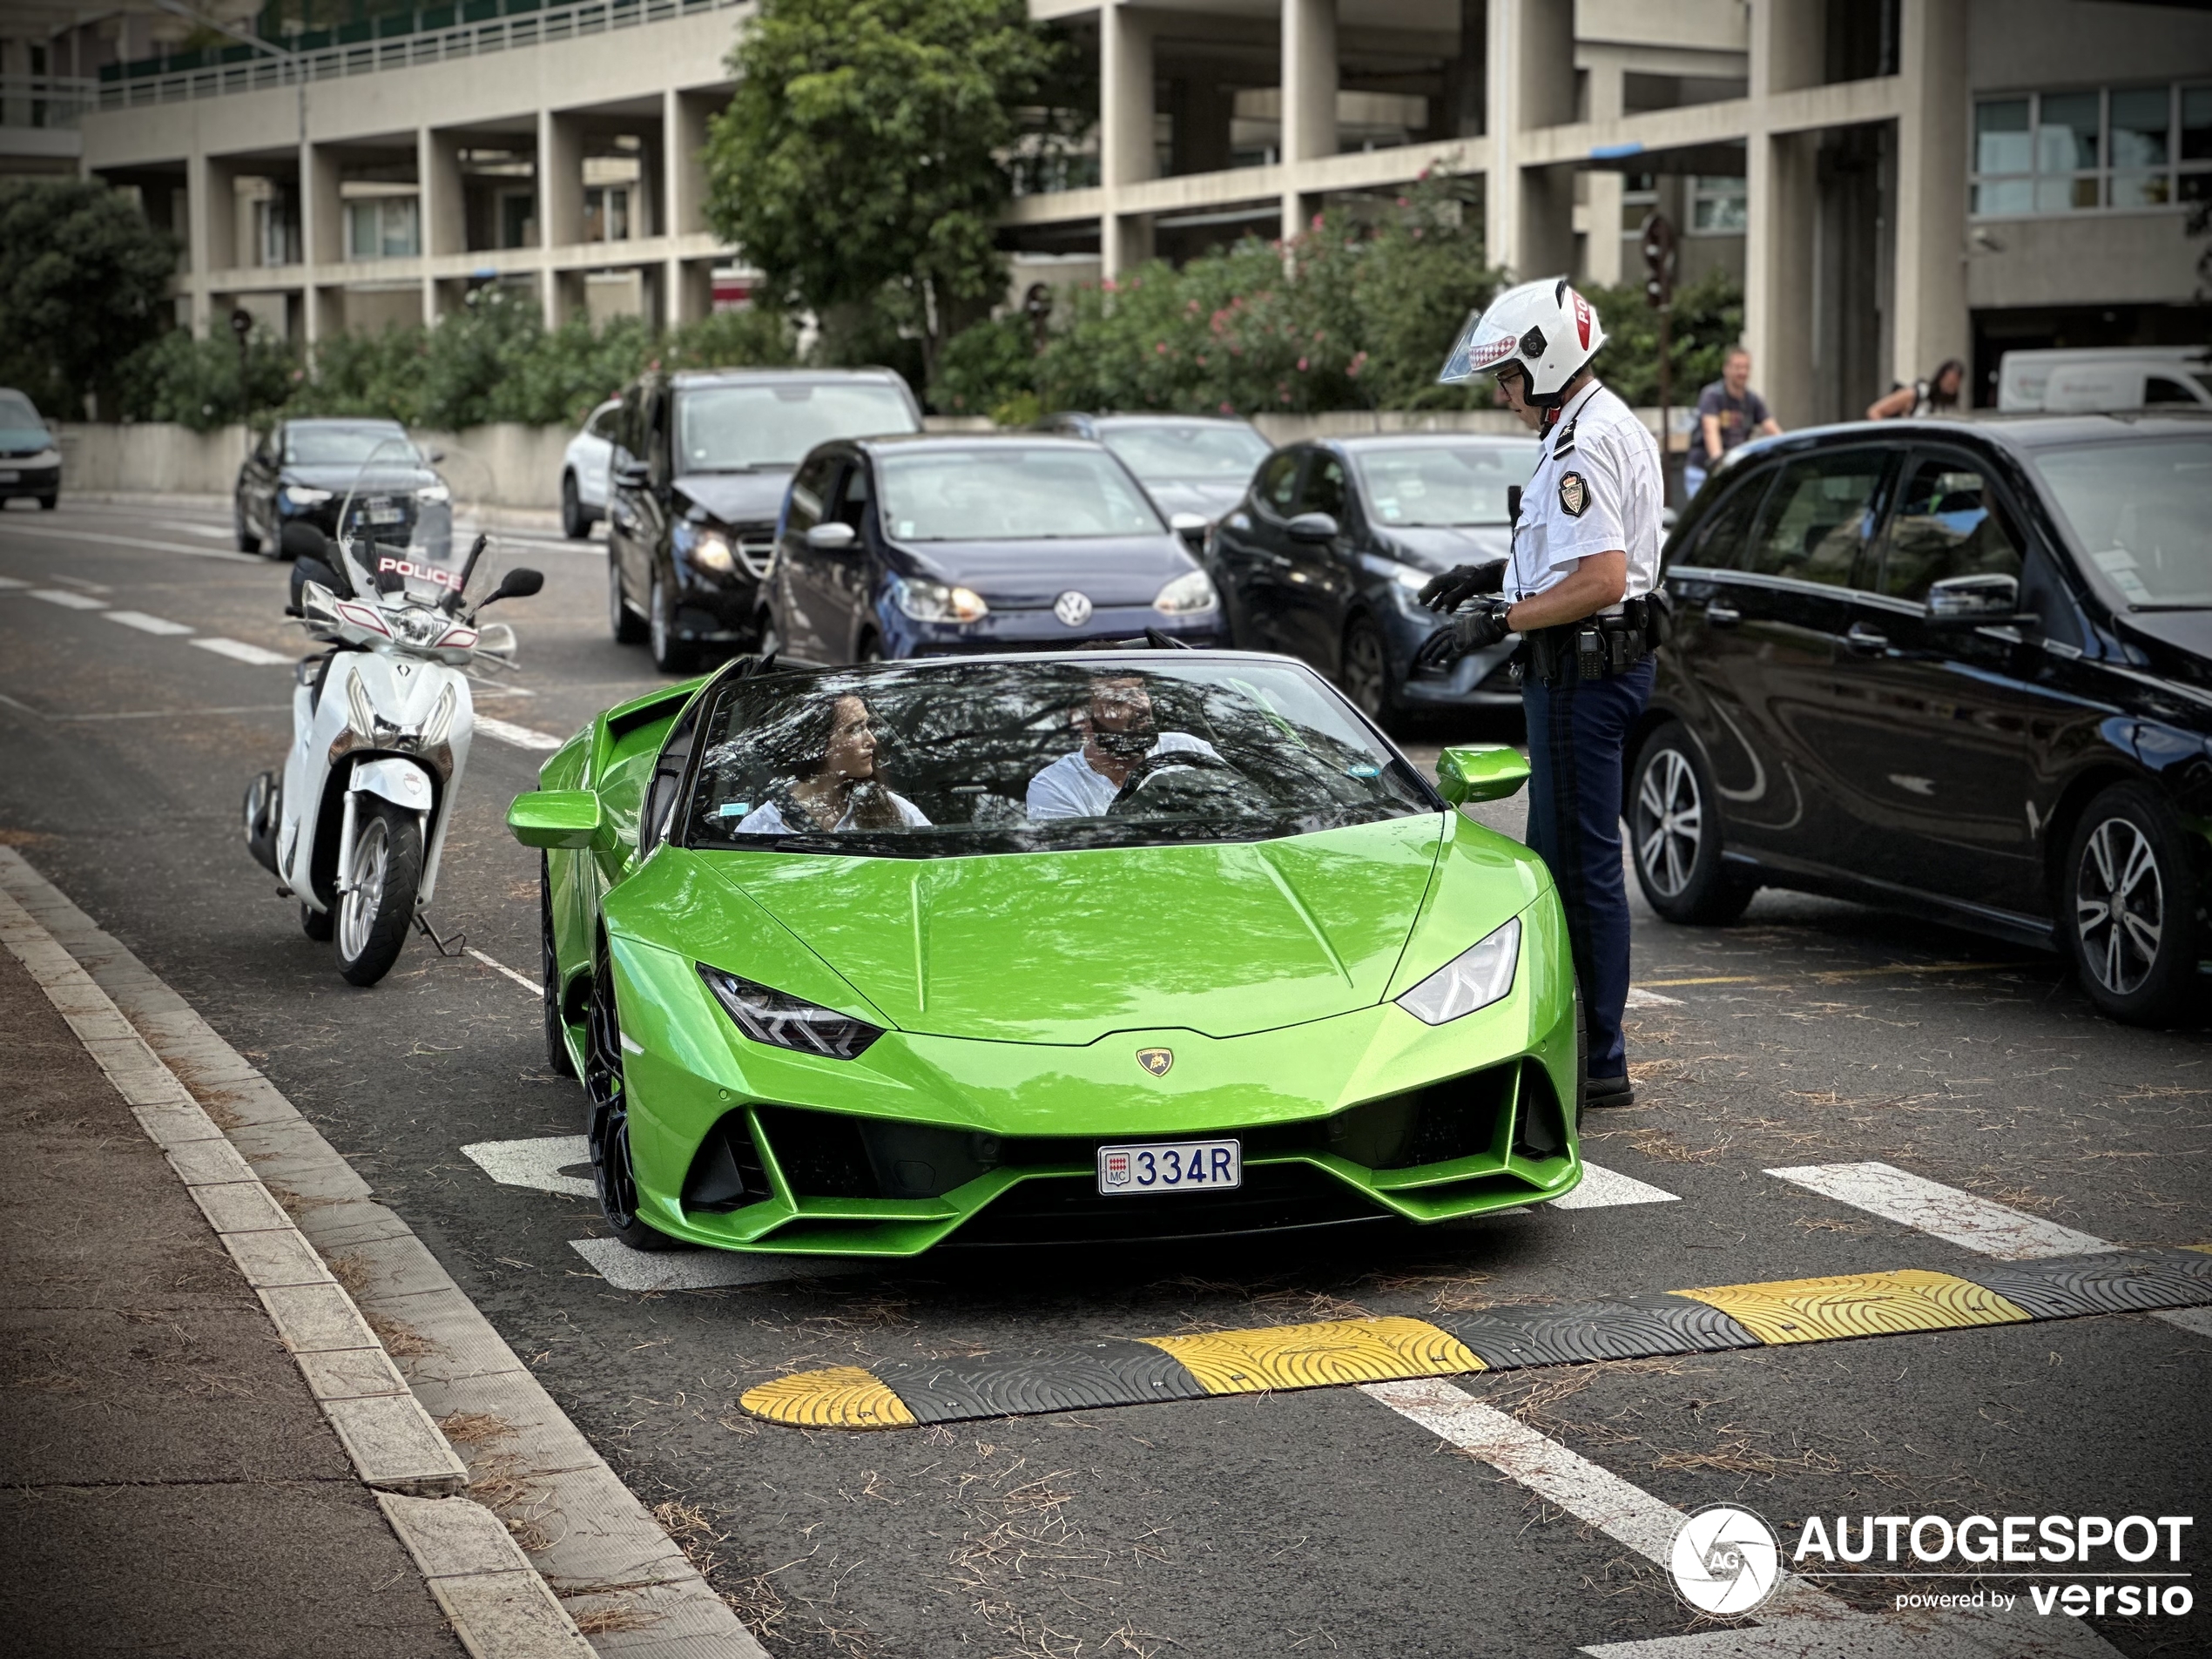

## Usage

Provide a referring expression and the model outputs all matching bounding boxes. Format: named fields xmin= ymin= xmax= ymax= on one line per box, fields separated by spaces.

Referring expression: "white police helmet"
xmin=1437 ymin=276 xmax=1607 ymax=403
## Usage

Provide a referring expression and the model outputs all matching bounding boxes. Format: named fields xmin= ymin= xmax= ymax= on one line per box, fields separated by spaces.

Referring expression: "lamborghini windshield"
xmin=684 ymin=658 xmax=1437 ymax=855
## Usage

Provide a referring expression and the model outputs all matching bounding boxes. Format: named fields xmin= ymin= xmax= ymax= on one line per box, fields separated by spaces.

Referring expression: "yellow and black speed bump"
xmin=738 ymin=1244 xmax=2212 ymax=1431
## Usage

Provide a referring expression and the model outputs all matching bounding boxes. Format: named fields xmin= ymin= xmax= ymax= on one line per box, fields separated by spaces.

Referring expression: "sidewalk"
xmin=0 ymin=898 xmax=589 ymax=1657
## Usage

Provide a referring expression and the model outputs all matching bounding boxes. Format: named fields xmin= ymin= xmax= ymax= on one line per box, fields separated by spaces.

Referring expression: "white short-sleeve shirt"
xmin=730 ymin=791 xmax=931 ymax=835
xmin=1505 ymin=380 xmax=1664 ymax=610
xmin=1026 ymin=732 xmax=1221 ymax=820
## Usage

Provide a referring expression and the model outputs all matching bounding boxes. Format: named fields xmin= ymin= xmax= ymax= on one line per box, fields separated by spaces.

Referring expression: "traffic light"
xmin=1640 ymin=212 xmax=1676 ymax=310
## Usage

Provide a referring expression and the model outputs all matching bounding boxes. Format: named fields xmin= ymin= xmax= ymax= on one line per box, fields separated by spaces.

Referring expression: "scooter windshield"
xmin=335 ymin=440 xmax=498 ymax=612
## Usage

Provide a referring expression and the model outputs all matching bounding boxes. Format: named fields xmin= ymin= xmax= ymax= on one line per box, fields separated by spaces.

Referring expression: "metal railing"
xmin=95 ymin=0 xmax=740 ymax=110
xmin=1 ymin=76 xmax=101 ymax=130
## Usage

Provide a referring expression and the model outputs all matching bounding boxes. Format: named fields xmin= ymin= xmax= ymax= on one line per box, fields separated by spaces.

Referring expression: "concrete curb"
xmin=0 ymin=847 xmax=768 ymax=1659
xmin=0 ymin=878 xmax=597 ymax=1658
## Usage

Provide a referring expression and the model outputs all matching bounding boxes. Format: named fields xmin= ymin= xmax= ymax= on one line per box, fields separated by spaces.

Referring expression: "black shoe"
xmin=1586 ymin=1073 xmax=1635 ymax=1109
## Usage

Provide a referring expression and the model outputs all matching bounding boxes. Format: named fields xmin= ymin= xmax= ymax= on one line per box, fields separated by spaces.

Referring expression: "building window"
xmin=1619 ymin=172 xmax=1658 ymax=234
xmin=1689 ymin=175 xmax=1746 ymax=233
xmin=499 ymin=191 xmax=536 ymax=250
xmin=1973 ymin=84 xmax=2211 ymax=215
xmin=346 ymin=197 xmax=419 ymax=261
xmin=583 ymin=185 xmax=629 ymax=242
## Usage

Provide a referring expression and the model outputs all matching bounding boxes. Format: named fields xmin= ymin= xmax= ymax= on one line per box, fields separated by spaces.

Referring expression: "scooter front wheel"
xmin=335 ymin=797 xmax=421 ymax=987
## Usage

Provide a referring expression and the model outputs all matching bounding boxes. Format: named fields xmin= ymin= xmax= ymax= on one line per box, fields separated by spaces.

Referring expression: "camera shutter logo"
xmin=1669 ymin=1505 xmax=1781 ymax=1615
xmin=1055 ymin=590 xmax=1094 ymax=627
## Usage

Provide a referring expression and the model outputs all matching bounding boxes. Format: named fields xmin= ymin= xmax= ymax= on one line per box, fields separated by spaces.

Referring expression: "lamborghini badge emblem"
xmin=1136 ymin=1048 xmax=1174 ymax=1078
xmin=1558 ymin=470 xmax=1588 ymax=517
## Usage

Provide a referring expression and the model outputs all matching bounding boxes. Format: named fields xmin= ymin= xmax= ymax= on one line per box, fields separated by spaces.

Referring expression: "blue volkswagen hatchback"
xmin=758 ymin=435 xmax=1225 ymax=664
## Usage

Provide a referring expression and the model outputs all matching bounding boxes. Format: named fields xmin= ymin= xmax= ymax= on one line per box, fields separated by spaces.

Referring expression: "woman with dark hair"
xmin=1867 ymin=358 xmax=1966 ymax=420
xmin=732 ymin=692 xmax=929 ymax=834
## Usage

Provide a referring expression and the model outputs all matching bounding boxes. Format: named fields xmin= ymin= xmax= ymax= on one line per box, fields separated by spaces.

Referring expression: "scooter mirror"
xmin=476 ymin=566 xmax=544 ymax=610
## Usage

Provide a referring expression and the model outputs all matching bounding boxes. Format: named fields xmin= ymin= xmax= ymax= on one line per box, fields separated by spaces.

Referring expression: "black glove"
xmin=1417 ymin=560 xmax=1506 ymax=612
xmin=1413 ymin=598 xmax=1515 ymax=672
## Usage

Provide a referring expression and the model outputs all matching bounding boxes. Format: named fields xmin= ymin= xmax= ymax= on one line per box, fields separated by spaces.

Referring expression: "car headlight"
xmin=1154 ymin=570 xmax=1218 ymax=615
xmin=689 ymin=529 xmax=735 ymax=573
xmin=698 ymin=965 xmax=883 ymax=1059
xmin=1396 ymin=917 xmax=1521 ymax=1025
xmin=1391 ymin=565 xmax=1438 ymax=617
xmin=284 ymin=483 xmax=333 ymax=507
xmin=891 ymin=574 xmax=989 ymax=624
xmin=415 ymin=482 xmax=449 ymax=505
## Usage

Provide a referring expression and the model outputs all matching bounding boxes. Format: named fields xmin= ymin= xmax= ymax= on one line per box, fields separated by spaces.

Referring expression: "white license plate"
xmin=0 ymin=471 xmax=17 ymax=483
xmin=368 ymin=504 xmax=404 ymax=524
xmin=1096 ymin=1138 xmax=1241 ymax=1196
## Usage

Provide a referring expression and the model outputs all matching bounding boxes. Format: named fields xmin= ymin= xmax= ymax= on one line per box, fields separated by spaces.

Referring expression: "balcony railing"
xmin=95 ymin=0 xmax=741 ymax=109
xmin=1 ymin=76 xmax=100 ymax=130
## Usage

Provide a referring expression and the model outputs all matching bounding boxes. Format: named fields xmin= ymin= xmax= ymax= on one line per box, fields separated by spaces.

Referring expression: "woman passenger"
xmin=733 ymin=692 xmax=929 ymax=834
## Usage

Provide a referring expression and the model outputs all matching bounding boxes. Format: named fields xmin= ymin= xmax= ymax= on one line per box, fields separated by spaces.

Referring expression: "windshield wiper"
xmin=2127 ymin=604 xmax=2212 ymax=612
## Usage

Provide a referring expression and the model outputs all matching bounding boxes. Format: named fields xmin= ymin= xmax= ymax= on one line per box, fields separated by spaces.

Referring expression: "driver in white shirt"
xmin=1027 ymin=675 xmax=1221 ymax=820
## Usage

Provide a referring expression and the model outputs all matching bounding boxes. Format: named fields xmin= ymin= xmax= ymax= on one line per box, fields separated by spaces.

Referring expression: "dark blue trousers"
xmin=1522 ymin=657 xmax=1654 ymax=1079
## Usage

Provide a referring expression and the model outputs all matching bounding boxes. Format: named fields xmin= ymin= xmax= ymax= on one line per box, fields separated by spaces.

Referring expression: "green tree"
xmin=0 ymin=179 xmax=180 ymax=419
xmin=1582 ymin=269 xmax=1743 ymax=408
xmin=115 ymin=326 xmax=300 ymax=432
xmin=703 ymin=0 xmax=1073 ymax=382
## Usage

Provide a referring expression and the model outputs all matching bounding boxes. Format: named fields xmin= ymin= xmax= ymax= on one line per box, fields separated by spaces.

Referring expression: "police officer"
xmin=1416 ymin=278 xmax=1665 ymax=1109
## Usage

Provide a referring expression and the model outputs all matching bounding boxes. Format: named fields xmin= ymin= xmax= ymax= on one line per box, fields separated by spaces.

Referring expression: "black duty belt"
xmin=1516 ymin=594 xmax=1671 ymax=686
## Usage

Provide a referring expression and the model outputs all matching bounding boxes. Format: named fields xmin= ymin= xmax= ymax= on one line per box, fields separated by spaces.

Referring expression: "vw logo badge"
xmin=1136 ymin=1048 xmax=1173 ymax=1077
xmin=1054 ymin=590 xmax=1094 ymax=628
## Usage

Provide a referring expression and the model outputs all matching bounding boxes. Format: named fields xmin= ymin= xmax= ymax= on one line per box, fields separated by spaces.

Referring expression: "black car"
xmin=234 ymin=418 xmax=433 ymax=554
xmin=1208 ymin=434 xmax=1540 ymax=725
xmin=1631 ymin=413 xmax=2211 ymax=1025
xmin=606 ymin=368 xmax=922 ymax=672
xmin=1035 ymin=412 xmax=1273 ymax=532
xmin=0 ymin=387 xmax=60 ymax=509
xmin=760 ymin=434 xmax=1226 ymax=664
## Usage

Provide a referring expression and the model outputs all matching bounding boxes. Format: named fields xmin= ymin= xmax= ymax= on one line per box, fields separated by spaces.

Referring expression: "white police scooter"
xmin=243 ymin=442 xmax=542 ymax=986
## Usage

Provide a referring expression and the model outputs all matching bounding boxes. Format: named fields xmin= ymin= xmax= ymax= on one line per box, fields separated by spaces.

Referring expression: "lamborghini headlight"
xmin=1395 ymin=916 xmax=1521 ymax=1025
xmin=1153 ymin=570 xmax=1218 ymax=615
xmin=698 ymin=965 xmax=883 ymax=1059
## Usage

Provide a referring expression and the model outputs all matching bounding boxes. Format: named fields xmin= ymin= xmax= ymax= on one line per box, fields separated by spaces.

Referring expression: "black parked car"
xmin=0 ymin=387 xmax=60 ymax=509
xmin=606 ymin=368 xmax=922 ymax=671
xmin=1035 ymin=412 xmax=1272 ymax=532
xmin=760 ymin=434 xmax=1225 ymax=664
xmin=1632 ymin=413 xmax=2211 ymax=1025
xmin=235 ymin=419 xmax=432 ymax=554
xmin=1208 ymin=435 xmax=1540 ymax=725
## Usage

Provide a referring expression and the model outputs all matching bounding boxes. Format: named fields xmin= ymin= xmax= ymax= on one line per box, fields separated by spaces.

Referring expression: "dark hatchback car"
xmin=1208 ymin=434 xmax=1540 ymax=725
xmin=1631 ymin=413 xmax=2212 ymax=1025
xmin=760 ymin=434 xmax=1225 ymax=664
xmin=234 ymin=418 xmax=432 ymax=554
xmin=0 ymin=387 xmax=60 ymax=509
xmin=606 ymin=368 xmax=922 ymax=671
xmin=1035 ymin=412 xmax=1273 ymax=529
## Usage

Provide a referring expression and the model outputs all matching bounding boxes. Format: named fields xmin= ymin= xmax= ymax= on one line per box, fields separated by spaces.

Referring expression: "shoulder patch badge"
xmin=1558 ymin=470 xmax=1589 ymax=517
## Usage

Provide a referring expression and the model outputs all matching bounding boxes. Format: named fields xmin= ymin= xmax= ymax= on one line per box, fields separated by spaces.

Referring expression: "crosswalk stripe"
xmin=0 ymin=575 xmax=27 ymax=589
xmin=105 ymin=610 xmax=195 ymax=637
xmin=30 ymin=588 xmax=105 ymax=610
xmin=1768 ymin=1162 xmax=2110 ymax=1260
xmin=1549 ymin=1160 xmax=1678 ymax=1209
xmin=476 ymin=716 xmax=565 ymax=752
xmin=192 ymin=637 xmax=294 ymax=667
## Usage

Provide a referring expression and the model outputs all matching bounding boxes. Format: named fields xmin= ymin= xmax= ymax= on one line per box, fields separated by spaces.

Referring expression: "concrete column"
xmin=1892 ymin=0 xmax=1968 ymax=395
xmin=418 ymin=127 xmax=463 ymax=326
xmin=664 ymin=88 xmax=711 ymax=325
xmin=1100 ymin=1 xmax=1155 ymax=274
xmin=1583 ymin=58 xmax=1624 ymax=285
xmin=185 ymin=152 xmax=218 ymax=333
xmin=1279 ymin=0 xmax=1336 ymax=242
xmin=539 ymin=107 xmax=583 ymax=324
xmin=1485 ymin=0 xmax=1574 ymax=279
xmin=300 ymin=139 xmax=342 ymax=344
xmin=1742 ymin=0 xmax=1824 ymax=427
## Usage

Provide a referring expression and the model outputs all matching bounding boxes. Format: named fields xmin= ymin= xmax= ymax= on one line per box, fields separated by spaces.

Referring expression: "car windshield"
xmin=684 ymin=658 xmax=1435 ymax=857
xmin=0 ymin=390 xmax=46 ymax=442
xmin=677 ymin=382 xmax=918 ymax=471
xmin=2030 ymin=436 xmax=2212 ymax=608
xmin=879 ymin=447 xmax=1165 ymax=541
xmin=1099 ymin=421 xmax=1271 ymax=484
xmin=287 ymin=425 xmax=413 ymax=467
xmin=1353 ymin=442 xmax=1540 ymax=527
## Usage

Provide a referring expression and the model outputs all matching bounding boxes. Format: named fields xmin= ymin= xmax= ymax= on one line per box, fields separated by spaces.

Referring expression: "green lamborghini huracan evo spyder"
xmin=509 ymin=649 xmax=1581 ymax=1257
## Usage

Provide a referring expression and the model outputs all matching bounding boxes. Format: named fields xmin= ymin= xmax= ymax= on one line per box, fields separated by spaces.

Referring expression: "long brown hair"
xmin=771 ymin=692 xmax=904 ymax=830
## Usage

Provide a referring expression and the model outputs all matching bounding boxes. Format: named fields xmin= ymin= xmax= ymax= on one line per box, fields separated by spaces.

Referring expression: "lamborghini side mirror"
xmin=1437 ymin=744 xmax=1530 ymax=806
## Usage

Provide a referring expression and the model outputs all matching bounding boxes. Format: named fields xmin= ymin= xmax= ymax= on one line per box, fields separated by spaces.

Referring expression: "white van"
xmin=1998 ymin=347 xmax=2212 ymax=412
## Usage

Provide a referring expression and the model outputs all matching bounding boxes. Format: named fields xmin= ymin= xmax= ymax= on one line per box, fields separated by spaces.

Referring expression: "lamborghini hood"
xmin=695 ymin=815 xmax=1452 ymax=1044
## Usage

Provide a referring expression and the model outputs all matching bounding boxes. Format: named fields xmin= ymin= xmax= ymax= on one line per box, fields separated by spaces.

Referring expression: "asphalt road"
xmin=1 ymin=495 xmax=2206 ymax=1659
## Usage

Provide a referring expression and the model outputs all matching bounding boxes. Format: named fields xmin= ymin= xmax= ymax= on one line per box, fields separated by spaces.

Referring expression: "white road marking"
xmin=30 ymin=588 xmax=105 ymax=610
xmin=465 ymin=947 xmax=539 ymax=995
xmin=47 ymin=573 xmax=111 ymax=592
xmin=105 ymin=610 xmax=195 ymax=637
xmin=0 ymin=523 xmax=260 ymax=563
xmin=179 ymin=523 xmax=235 ymax=539
xmin=192 ymin=637 xmax=295 ymax=667
xmin=570 ymin=1236 xmax=868 ymax=1292
xmin=1549 ymin=1161 xmax=1679 ymax=1210
xmin=1625 ymin=986 xmax=1683 ymax=1008
xmin=476 ymin=716 xmax=565 ymax=752
xmin=0 ymin=575 xmax=27 ymax=589
xmin=462 ymin=1134 xmax=596 ymax=1198
xmin=1767 ymin=1163 xmax=2112 ymax=1260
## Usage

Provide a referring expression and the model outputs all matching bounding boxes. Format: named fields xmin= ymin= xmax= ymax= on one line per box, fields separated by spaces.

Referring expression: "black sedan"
xmin=759 ymin=435 xmax=1225 ymax=664
xmin=605 ymin=368 xmax=922 ymax=672
xmin=1631 ymin=412 xmax=2211 ymax=1025
xmin=1208 ymin=435 xmax=1539 ymax=725
xmin=234 ymin=418 xmax=433 ymax=554
xmin=1035 ymin=412 xmax=1272 ymax=531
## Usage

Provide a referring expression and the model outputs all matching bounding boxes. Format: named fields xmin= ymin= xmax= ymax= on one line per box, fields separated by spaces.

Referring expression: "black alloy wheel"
xmin=648 ymin=570 xmax=698 ymax=674
xmin=2064 ymin=782 xmax=2202 ymax=1026
xmin=1340 ymin=614 xmax=1394 ymax=726
xmin=540 ymin=854 xmax=576 ymax=1077
xmin=560 ymin=471 xmax=588 ymax=540
xmin=1629 ymin=722 xmax=1756 ymax=926
xmin=584 ymin=930 xmax=673 ymax=1250
xmin=609 ymin=556 xmax=646 ymax=644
